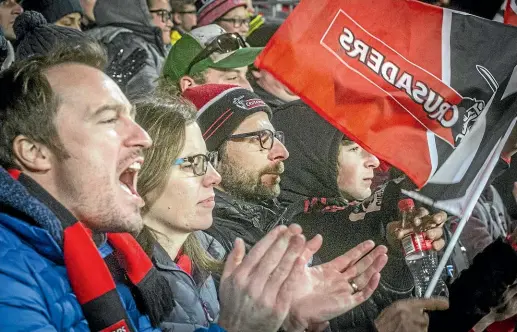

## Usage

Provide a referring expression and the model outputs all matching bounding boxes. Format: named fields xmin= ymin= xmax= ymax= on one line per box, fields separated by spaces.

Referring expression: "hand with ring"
xmin=283 ymin=240 xmax=388 ymax=332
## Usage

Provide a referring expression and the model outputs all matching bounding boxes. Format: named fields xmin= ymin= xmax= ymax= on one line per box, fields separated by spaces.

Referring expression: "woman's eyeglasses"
xmin=174 ymin=151 xmax=219 ymax=176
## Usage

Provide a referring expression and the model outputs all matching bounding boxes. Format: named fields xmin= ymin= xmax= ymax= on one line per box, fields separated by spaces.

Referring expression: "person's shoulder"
xmin=195 ymin=231 xmax=227 ymax=261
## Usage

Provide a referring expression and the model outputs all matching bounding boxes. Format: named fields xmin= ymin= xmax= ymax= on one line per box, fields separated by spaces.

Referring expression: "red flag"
xmin=505 ymin=0 xmax=517 ymax=26
xmin=256 ymin=0 xmax=517 ymax=189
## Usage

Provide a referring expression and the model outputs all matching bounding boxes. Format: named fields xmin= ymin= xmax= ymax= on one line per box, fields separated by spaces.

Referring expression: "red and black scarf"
xmin=9 ymin=170 xmax=174 ymax=331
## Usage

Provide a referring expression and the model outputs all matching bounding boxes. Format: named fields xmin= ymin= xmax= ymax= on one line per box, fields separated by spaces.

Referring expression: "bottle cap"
xmin=398 ymin=198 xmax=415 ymax=212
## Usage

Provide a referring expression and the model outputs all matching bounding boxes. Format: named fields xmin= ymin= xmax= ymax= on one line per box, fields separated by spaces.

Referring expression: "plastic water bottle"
xmin=398 ymin=199 xmax=449 ymax=298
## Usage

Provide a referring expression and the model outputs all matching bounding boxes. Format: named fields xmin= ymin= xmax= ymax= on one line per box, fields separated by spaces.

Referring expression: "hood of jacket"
xmin=94 ymin=0 xmax=154 ymax=28
xmin=90 ymin=0 xmax=164 ymax=50
xmin=272 ymin=100 xmax=345 ymax=205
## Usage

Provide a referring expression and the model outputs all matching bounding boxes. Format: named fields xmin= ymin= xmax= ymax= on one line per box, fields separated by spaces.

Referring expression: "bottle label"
xmin=402 ymin=232 xmax=433 ymax=257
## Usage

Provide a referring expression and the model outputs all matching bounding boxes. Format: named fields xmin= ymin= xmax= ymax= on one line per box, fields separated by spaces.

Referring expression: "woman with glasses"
xmin=134 ymin=98 xmax=225 ymax=331
xmin=196 ymin=0 xmax=250 ymax=37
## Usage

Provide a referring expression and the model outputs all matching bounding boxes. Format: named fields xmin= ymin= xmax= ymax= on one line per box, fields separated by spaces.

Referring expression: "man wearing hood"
xmin=87 ymin=0 xmax=170 ymax=99
xmin=273 ymin=100 xmax=517 ymax=332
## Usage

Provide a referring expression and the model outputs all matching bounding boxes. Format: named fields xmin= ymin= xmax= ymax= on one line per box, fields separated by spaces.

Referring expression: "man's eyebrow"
xmin=90 ymin=104 xmax=130 ymax=119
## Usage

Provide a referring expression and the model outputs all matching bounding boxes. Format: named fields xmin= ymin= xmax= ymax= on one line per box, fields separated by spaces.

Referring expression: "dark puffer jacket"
xmin=204 ymin=189 xmax=288 ymax=254
xmin=273 ymin=100 xmax=414 ymax=332
xmin=153 ymin=232 xmax=225 ymax=332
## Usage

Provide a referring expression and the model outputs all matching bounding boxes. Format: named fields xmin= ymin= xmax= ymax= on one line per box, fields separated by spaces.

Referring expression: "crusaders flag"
xmin=256 ymin=0 xmax=517 ymax=216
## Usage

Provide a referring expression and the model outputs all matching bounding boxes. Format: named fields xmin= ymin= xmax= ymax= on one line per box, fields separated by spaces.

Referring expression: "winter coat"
xmin=0 ymin=167 xmax=157 ymax=331
xmin=154 ymin=232 xmax=225 ymax=332
xmin=204 ymin=189 xmax=288 ymax=254
xmin=273 ymin=100 xmax=517 ymax=332
xmin=272 ymin=100 xmax=414 ymax=332
xmin=87 ymin=0 xmax=167 ymax=99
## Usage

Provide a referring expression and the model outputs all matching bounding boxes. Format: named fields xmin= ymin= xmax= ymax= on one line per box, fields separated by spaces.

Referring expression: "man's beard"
xmin=217 ymin=160 xmax=284 ymax=203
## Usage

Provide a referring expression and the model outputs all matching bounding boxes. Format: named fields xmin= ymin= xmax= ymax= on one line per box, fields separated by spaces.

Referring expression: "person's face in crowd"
xmin=43 ymin=64 xmax=152 ymax=233
xmin=217 ymin=112 xmax=289 ymax=202
xmin=145 ymin=123 xmax=221 ymax=234
xmin=172 ymin=3 xmax=197 ymax=32
xmin=79 ymin=0 xmax=96 ymax=22
xmin=150 ymin=0 xmax=173 ymax=45
xmin=337 ymin=140 xmax=380 ymax=201
xmin=55 ymin=12 xmax=82 ymax=30
xmin=251 ymin=69 xmax=299 ymax=102
xmin=217 ymin=6 xmax=249 ymax=37
xmin=180 ymin=66 xmax=252 ymax=93
xmin=0 ymin=0 xmax=23 ymax=41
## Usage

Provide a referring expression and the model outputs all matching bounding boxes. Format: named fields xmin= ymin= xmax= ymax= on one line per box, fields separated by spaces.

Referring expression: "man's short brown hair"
xmin=0 ymin=41 xmax=107 ymax=169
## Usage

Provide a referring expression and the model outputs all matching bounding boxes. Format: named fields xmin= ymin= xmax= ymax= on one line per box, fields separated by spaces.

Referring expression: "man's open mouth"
xmin=119 ymin=161 xmax=141 ymax=197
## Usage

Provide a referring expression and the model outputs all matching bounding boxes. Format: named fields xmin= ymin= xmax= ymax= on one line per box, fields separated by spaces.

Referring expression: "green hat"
xmin=162 ymin=24 xmax=263 ymax=81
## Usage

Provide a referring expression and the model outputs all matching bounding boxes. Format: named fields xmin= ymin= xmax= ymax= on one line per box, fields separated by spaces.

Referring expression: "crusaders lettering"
xmin=338 ymin=27 xmax=459 ymax=128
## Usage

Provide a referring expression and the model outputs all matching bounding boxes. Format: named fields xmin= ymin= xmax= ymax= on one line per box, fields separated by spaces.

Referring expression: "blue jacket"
xmin=0 ymin=167 xmax=158 ymax=331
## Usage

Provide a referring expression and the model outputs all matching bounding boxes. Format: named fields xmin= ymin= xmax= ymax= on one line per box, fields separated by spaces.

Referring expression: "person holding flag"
xmin=273 ymin=98 xmax=517 ymax=332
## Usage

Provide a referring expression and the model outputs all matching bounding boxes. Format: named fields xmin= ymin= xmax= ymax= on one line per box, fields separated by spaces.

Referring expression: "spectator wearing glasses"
xmin=170 ymin=0 xmax=197 ymax=45
xmin=195 ymin=0 xmax=250 ymax=37
xmin=22 ymin=0 xmax=84 ymax=31
xmin=133 ymin=98 xmax=226 ymax=331
xmin=182 ymin=84 xmax=291 ymax=254
xmin=148 ymin=0 xmax=174 ymax=45
xmin=157 ymin=24 xmax=261 ymax=96
xmin=87 ymin=0 xmax=169 ymax=99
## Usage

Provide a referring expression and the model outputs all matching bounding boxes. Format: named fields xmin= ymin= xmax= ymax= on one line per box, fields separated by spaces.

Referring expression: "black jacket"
xmin=273 ymin=100 xmax=414 ymax=331
xmin=273 ymin=100 xmax=517 ymax=331
xmin=204 ymin=189 xmax=288 ymax=254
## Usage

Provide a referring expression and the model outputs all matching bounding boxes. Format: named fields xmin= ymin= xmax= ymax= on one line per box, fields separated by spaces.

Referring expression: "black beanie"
xmin=22 ymin=0 xmax=83 ymax=24
xmin=182 ymin=84 xmax=273 ymax=151
xmin=14 ymin=11 xmax=91 ymax=60
xmin=247 ymin=22 xmax=281 ymax=48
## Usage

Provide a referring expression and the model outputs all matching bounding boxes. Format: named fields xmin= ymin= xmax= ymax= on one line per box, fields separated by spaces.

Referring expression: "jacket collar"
xmin=214 ymin=188 xmax=287 ymax=233
xmin=152 ymin=242 xmax=210 ymax=285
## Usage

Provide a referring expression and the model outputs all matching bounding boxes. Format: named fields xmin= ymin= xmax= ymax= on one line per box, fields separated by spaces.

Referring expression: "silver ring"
xmin=350 ymin=280 xmax=359 ymax=294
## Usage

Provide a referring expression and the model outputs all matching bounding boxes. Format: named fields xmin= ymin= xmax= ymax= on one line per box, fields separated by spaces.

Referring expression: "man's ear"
xmin=180 ymin=75 xmax=197 ymax=92
xmin=12 ymin=136 xmax=52 ymax=172
xmin=173 ymin=12 xmax=182 ymax=25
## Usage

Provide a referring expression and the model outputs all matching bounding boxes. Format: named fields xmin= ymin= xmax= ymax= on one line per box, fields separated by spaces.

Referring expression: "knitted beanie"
xmin=22 ymin=0 xmax=83 ymax=24
xmin=14 ymin=11 xmax=91 ymax=60
xmin=182 ymin=84 xmax=272 ymax=151
xmin=196 ymin=0 xmax=247 ymax=27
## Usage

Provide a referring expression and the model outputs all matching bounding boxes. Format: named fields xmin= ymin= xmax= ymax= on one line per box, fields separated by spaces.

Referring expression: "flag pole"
xmin=424 ymin=140 xmax=513 ymax=298
xmin=424 ymin=208 xmax=473 ymax=298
